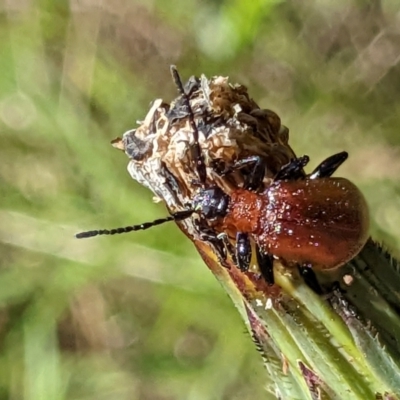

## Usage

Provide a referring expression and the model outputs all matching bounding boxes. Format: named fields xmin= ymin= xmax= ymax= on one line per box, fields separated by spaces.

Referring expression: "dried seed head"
xmin=112 ymin=71 xmax=296 ymax=240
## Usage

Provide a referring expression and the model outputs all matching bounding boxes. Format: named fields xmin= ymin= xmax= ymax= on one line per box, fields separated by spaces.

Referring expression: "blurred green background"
xmin=1 ymin=0 xmax=400 ymax=399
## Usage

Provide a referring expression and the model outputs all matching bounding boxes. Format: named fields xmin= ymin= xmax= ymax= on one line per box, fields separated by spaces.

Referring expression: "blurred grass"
xmin=1 ymin=0 xmax=400 ymax=399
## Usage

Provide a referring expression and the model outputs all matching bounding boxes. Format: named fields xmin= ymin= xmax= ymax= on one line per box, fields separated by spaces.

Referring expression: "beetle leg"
xmin=217 ymin=233 xmax=238 ymax=266
xmin=298 ymin=264 xmax=323 ymax=294
xmin=236 ymin=232 xmax=252 ymax=272
xmin=273 ymin=155 xmax=310 ymax=181
xmin=193 ymin=219 xmax=229 ymax=268
xmin=243 ymin=157 xmax=266 ymax=191
xmin=256 ymin=247 xmax=275 ymax=285
xmin=217 ymin=156 xmax=266 ymax=191
xmin=308 ymin=151 xmax=348 ymax=179
xmin=203 ymin=235 xmax=229 ymax=268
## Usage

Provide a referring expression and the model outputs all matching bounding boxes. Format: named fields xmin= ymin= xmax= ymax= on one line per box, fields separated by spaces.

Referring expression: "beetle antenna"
xmin=170 ymin=65 xmax=207 ymax=185
xmin=75 ymin=209 xmax=194 ymax=239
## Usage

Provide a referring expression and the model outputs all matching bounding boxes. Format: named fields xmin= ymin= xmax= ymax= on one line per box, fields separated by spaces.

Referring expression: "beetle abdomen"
xmin=259 ymin=178 xmax=369 ymax=270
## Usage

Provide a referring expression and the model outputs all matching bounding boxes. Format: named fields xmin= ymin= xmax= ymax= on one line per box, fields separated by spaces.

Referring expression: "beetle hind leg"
xmin=308 ymin=151 xmax=348 ymax=179
xmin=298 ymin=264 xmax=323 ymax=294
xmin=256 ymin=247 xmax=275 ymax=285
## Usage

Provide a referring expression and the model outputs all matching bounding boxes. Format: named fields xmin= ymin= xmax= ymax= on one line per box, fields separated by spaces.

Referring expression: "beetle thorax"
xmin=223 ymin=189 xmax=264 ymax=234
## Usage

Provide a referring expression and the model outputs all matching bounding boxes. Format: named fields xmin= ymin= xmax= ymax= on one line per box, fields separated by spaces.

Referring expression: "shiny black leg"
xmin=273 ymin=155 xmax=310 ymax=181
xmin=256 ymin=247 xmax=275 ymax=285
xmin=298 ymin=265 xmax=323 ymax=294
xmin=236 ymin=232 xmax=252 ymax=272
xmin=217 ymin=156 xmax=266 ymax=191
xmin=193 ymin=220 xmax=228 ymax=267
xmin=308 ymin=151 xmax=348 ymax=179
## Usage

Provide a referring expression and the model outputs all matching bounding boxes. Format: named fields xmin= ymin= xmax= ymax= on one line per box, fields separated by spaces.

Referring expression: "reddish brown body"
xmin=222 ymin=178 xmax=369 ymax=270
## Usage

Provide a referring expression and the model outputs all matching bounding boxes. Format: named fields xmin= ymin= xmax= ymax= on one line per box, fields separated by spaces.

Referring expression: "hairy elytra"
xmin=223 ymin=178 xmax=369 ymax=270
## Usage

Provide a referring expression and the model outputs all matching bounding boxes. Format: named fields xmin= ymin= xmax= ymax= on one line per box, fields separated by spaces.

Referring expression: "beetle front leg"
xmin=216 ymin=156 xmax=266 ymax=191
xmin=236 ymin=232 xmax=252 ymax=272
xmin=193 ymin=219 xmax=229 ymax=268
xmin=273 ymin=155 xmax=310 ymax=181
xmin=205 ymin=235 xmax=230 ymax=269
xmin=217 ymin=233 xmax=238 ymax=266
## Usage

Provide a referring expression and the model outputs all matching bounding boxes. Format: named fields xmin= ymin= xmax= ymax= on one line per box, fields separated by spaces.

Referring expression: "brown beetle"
xmin=76 ymin=66 xmax=369 ymax=285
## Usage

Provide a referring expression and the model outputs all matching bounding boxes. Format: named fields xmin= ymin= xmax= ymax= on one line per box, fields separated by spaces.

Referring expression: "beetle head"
xmin=193 ymin=187 xmax=230 ymax=219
